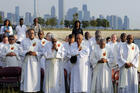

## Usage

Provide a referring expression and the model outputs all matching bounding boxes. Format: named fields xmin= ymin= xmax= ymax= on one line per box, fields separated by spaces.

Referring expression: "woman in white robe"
xmin=90 ymin=39 xmax=114 ymax=93
xmin=117 ymin=35 xmax=139 ymax=93
xmin=43 ymin=38 xmax=65 ymax=93
xmin=70 ymin=34 xmax=90 ymax=93
xmin=20 ymin=29 xmax=41 ymax=92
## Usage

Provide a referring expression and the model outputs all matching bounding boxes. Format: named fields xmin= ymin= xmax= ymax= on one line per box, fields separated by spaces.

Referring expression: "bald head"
xmin=38 ymin=30 xmax=44 ymax=40
xmin=76 ymin=34 xmax=83 ymax=45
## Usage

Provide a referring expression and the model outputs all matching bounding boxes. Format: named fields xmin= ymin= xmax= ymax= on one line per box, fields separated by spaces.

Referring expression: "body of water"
xmin=134 ymin=39 xmax=140 ymax=49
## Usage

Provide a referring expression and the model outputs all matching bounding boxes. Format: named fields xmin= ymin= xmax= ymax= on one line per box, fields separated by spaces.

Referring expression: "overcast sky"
xmin=0 ymin=0 xmax=140 ymax=29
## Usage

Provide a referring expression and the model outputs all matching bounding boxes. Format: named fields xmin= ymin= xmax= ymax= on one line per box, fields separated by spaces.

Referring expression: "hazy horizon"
xmin=0 ymin=0 xmax=140 ymax=29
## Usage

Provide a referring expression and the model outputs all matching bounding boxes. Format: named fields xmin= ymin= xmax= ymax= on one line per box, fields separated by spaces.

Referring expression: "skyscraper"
xmin=82 ymin=4 xmax=90 ymax=21
xmin=33 ymin=0 xmax=37 ymax=18
xmin=51 ymin=6 xmax=56 ymax=18
xmin=25 ymin=12 xmax=32 ymax=25
xmin=123 ymin=16 xmax=130 ymax=30
xmin=0 ymin=11 xmax=4 ymax=20
xmin=15 ymin=6 xmax=20 ymax=24
xmin=58 ymin=0 xmax=64 ymax=22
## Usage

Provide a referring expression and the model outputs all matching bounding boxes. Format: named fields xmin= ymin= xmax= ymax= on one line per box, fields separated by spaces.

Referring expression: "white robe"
xmin=1 ymin=43 xmax=21 ymax=67
xmin=43 ymin=41 xmax=65 ymax=93
xmin=117 ymin=43 xmax=139 ymax=93
xmin=70 ymin=41 xmax=90 ymax=93
xmin=63 ymin=42 xmax=74 ymax=88
xmin=38 ymin=38 xmax=50 ymax=70
xmin=107 ymin=41 xmax=118 ymax=68
xmin=16 ymin=25 xmax=27 ymax=42
xmin=0 ymin=42 xmax=7 ymax=66
xmin=90 ymin=46 xmax=114 ymax=93
xmin=20 ymin=38 xmax=41 ymax=92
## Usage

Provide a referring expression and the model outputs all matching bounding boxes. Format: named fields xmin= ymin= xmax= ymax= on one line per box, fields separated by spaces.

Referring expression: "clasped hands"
xmin=26 ymin=51 xmax=37 ymax=56
xmin=6 ymin=52 xmax=16 ymax=56
xmin=125 ymin=62 xmax=133 ymax=68
xmin=98 ymin=58 xmax=108 ymax=63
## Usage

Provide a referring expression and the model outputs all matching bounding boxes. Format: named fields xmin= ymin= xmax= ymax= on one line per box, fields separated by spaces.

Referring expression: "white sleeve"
xmin=117 ymin=45 xmax=127 ymax=68
xmin=132 ymin=45 xmax=139 ymax=68
xmin=90 ymin=49 xmax=98 ymax=69
xmin=0 ymin=26 xmax=4 ymax=34
xmin=9 ymin=26 xmax=13 ymax=35
xmin=107 ymin=49 xmax=115 ymax=68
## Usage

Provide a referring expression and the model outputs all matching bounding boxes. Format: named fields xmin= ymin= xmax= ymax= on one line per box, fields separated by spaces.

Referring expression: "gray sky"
xmin=0 ymin=0 xmax=140 ymax=29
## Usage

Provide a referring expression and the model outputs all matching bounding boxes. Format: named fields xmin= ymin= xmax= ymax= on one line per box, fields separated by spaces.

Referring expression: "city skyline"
xmin=0 ymin=0 xmax=139 ymax=29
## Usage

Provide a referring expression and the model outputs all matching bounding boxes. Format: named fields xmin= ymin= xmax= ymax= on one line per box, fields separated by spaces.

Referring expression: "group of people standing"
xmin=0 ymin=19 xmax=139 ymax=93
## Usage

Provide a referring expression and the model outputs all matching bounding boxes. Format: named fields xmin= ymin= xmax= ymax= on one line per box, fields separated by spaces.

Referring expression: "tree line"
xmin=0 ymin=15 xmax=110 ymax=29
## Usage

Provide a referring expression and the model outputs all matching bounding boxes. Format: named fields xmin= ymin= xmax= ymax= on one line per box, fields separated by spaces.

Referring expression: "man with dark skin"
xmin=120 ymin=33 xmax=127 ymax=42
xmin=85 ymin=32 xmax=91 ymax=40
xmin=117 ymin=34 xmax=139 ymax=93
xmin=98 ymin=39 xmax=108 ymax=64
xmin=125 ymin=35 xmax=134 ymax=68
xmin=38 ymin=31 xmax=44 ymax=40
xmin=16 ymin=18 xmax=27 ymax=44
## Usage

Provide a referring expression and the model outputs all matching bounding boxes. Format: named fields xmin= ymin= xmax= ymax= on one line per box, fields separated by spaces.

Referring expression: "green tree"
xmin=82 ymin=21 xmax=90 ymax=28
xmin=96 ymin=19 xmax=102 ymax=27
xmin=90 ymin=20 xmax=97 ymax=27
xmin=0 ymin=16 xmax=3 ymax=24
xmin=45 ymin=19 xmax=49 ymax=26
xmin=101 ymin=19 xmax=110 ymax=28
xmin=64 ymin=20 xmax=71 ymax=28
xmin=60 ymin=19 xmax=64 ymax=25
xmin=38 ymin=17 xmax=45 ymax=25
xmin=48 ymin=17 xmax=57 ymax=27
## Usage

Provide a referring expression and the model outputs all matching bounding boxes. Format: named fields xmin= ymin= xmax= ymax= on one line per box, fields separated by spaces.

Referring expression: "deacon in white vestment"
xmin=117 ymin=33 xmax=127 ymax=48
xmin=117 ymin=35 xmax=139 ymax=93
xmin=70 ymin=34 xmax=90 ymax=93
xmin=107 ymin=34 xmax=118 ymax=68
xmin=90 ymin=39 xmax=114 ymax=93
xmin=20 ymin=29 xmax=41 ymax=92
xmin=1 ymin=35 xmax=21 ymax=67
xmin=63 ymin=34 xmax=75 ymax=89
xmin=38 ymin=30 xmax=49 ymax=70
xmin=43 ymin=37 xmax=65 ymax=93
xmin=0 ymin=36 xmax=9 ymax=67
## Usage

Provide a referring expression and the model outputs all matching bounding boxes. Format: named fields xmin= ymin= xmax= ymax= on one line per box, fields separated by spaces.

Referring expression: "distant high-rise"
xmin=65 ymin=7 xmax=78 ymax=20
xmin=51 ymin=6 xmax=56 ymax=18
xmin=58 ymin=0 xmax=64 ymax=22
xmin=0 ymin=11 xmax=5 ymax=20
xmin=7 ymin=12 xmax=15 ymax=24
xmin=99 ymin=15 xmax=104 ymax=19
xmin=123 ymin=16 xmax=130 ymax=30
xmin=83 ymin=4 xmax=87 ymax=12
xmin=117 ymin=17 xmax=123 ymax=30
xmin=82 ymin=4 xmax=90 ymax=21
xmin=33 ymin=0 xmax=37 ymax=18
xmin=25 ymin=12 xmax=32 ymax=25
xmin=15 ymin=6 xmax=20 ymax=24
